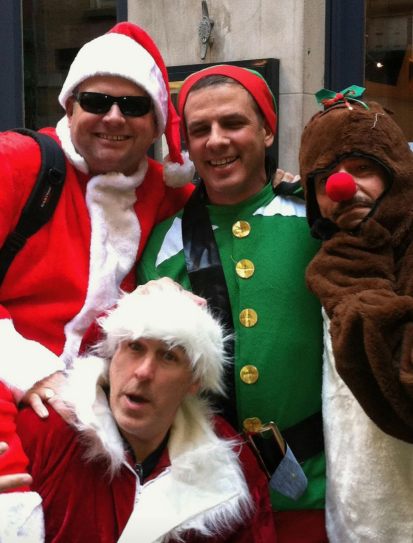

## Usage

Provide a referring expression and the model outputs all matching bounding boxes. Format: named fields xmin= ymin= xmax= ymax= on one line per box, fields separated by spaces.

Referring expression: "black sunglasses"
xmin=72 ymin=92 xmax=153 ymax=117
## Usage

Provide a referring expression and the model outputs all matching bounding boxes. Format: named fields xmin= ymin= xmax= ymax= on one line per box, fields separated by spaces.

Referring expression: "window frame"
xmin=0 ymin=0 xmax=127 ymax=131
xmin=324 ymin=0 xmax=365 ymax=92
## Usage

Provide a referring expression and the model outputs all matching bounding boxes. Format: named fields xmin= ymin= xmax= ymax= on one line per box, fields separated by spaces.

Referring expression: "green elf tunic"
xmin=136 ymin=182 xmax=325 ymax=512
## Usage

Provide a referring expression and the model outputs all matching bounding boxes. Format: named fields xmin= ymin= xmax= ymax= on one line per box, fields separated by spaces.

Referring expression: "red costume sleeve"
xmin=0 ymin=382 xmax=30 ymax=491
xmin=0 ymin=132 xmax=41 ymax=324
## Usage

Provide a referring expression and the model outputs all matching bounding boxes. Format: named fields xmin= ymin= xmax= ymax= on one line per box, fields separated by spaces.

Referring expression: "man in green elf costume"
xmin=136 ymin=65 xmax=326 ymax=542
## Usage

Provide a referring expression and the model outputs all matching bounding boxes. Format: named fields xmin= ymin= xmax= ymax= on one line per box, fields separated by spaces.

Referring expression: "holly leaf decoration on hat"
xmin=315 ymin=85 xmax=370 ymax=111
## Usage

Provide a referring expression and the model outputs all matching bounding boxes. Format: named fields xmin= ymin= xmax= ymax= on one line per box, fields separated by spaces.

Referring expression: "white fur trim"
xmin=322 ymin=309 xmax=413 ymax=542
xmin=0 ymin=491 xmax=44 ymax=542
xmin=63 ymin=356 xmax=126 ymax=477
xmin=60 ymin=162 xmax=147 ymax=368
xmin=0 ymin=319 xmax=64 ymax=401
xmin=56 ymin=116 xmax=89 ymax=174
xmin=118 ymin=396 xmax=251 ymax=543
xmin=165 ymin=397 xmax=252 ymax=541
xmin=58 ymin=33 xmax=167 ymax=135
xmin=163 ymin=152 xmax=195 ymax=187
xmin=253 ymin=195 xmax=306 ymax=218
xmin=101 ymin=286 xmax=227 ymax=394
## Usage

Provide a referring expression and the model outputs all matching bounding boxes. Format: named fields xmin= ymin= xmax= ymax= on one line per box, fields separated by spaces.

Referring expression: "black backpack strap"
xmin=0 ymin=129 xmax=66 ymax=286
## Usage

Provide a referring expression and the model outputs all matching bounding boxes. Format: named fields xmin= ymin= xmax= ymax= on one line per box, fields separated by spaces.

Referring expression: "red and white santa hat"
xmin=95 ymin=284 xmax=228 ymax=395
xmin=59 ymin=22 xmax=194 ymax=187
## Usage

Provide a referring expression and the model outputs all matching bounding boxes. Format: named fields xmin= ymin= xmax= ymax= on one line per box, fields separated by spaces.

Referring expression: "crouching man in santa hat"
xmin=9 ymin=282 xmax=277 ymax=542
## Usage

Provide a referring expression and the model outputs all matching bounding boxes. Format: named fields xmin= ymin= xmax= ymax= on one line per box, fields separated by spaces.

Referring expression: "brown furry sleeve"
xmin=306 ymin=218 xmax=413 ymax=442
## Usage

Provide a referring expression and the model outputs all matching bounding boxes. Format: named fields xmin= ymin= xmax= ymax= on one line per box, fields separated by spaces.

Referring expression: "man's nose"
xmin=326 ymin=171 xmax=357 ymax=203
xmin=134 ymin=355 xmax=156 ymax=381
xmin=337 ymin=165 xmax=360 ymax=190
xmin=206 ymin=125 xmax=229 ymax=148
xmin=103 ymin=103 xmax=126 ymax=123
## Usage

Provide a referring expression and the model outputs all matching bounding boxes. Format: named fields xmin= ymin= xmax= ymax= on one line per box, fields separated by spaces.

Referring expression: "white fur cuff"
xmin=0 ymin=319 xmax=65 ymax=399
xmin=0 ymin=491 xmax=44 ymax=542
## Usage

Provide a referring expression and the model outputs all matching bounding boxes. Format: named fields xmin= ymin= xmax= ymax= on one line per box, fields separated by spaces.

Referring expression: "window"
xmin=325 ymin=0 xmax=413 ymax=143
xmin=0 ymin=0 xmax=126 ymax=131
xmin=364 ymin=0 xmax=413 ymax=142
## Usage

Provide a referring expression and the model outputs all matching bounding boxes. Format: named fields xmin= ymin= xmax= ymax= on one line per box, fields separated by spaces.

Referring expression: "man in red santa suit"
xmin=8 ymin=283 xmax=276 ymax=542
xmin=0 ymin=22 xmax=194 ymax=538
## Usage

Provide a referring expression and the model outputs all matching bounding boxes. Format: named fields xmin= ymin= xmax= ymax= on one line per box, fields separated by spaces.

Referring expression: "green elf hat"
xmin=177 ymin=65 xmax=277 ymax=145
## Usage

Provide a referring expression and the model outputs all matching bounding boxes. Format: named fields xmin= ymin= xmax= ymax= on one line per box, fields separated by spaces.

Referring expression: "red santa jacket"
xmin=0 ymin=127 xmax=192 ymax=392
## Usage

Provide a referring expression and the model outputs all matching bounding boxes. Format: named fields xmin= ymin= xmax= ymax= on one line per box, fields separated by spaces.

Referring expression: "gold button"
xmin=240 ymin=365 xmax=259 ymax=384
xmin=236 ymin=259 xmax=255 ymax=279
xmin=232 ymin=221 xmax=251 ymax=238
xmin=243 ymin=417 xmax=262 ymax=433
xmin=239 ymin=308 xmax=258 ymax=328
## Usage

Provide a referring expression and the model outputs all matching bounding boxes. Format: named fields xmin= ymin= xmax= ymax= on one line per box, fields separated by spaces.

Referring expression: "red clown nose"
xmin=326 ymin=172 xmax=357 ymax=202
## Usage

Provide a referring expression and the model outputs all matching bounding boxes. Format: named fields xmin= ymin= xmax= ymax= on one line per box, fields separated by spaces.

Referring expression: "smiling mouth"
xmin=209 ymin=156 xmax=238 ymax=167
xmin=96 ymin=133 xmax=130 ymax=141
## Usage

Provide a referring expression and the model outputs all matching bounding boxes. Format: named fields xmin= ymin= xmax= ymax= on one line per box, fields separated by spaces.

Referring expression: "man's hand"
xmin=134 ymin=277 xmax=207 ymax=307
xmin=22 ymin=371 xmax=70 ymax=420
xmin=0 ymin=443 xmax=32 ymax=492
xmin=272 ymin=169 xmax=300 ymax=188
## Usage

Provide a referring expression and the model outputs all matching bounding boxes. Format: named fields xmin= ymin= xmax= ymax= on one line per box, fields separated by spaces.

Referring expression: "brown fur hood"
xmin=299 ymin=101 xmax=413 ymax=246
xmin=301 ymin=100 xmax=413 ymax=442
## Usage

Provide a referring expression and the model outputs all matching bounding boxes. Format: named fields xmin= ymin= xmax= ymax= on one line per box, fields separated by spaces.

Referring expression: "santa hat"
xmin=58 ymin=22 xmax=194 ymax=187
xmin=178 ymin=65 xmax=277 ymax=145
xmin=95 ymin=284 xmax=227 ymax=395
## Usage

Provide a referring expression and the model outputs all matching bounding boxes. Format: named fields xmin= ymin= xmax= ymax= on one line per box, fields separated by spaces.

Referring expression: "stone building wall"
xmin=129 ymin=0 xmax=325 ymax=173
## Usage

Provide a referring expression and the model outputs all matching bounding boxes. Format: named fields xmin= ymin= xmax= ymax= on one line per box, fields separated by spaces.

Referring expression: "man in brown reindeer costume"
xmin=299 ymin=87 xmax=413 ymax=542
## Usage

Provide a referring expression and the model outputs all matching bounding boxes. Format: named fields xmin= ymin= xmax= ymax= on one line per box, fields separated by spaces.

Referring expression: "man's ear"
xmin=188 ymin=379 xmax=201 ymax=396
xmin=66 ymin=97 xmax=75 ymax=126
xmin=263 ymin=119 xmax=275 ymax=148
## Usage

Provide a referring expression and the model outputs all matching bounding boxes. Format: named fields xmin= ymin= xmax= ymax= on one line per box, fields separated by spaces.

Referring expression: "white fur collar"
xmin=64 ymin=357 xmax=252 ymax=541
xmin=57 ymin=116 xmax=149 ymax=367
xmin=56 ymin=116 xmax=89 ymax=174
xmin=56 ymin=114 xmax=148 ymax=187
